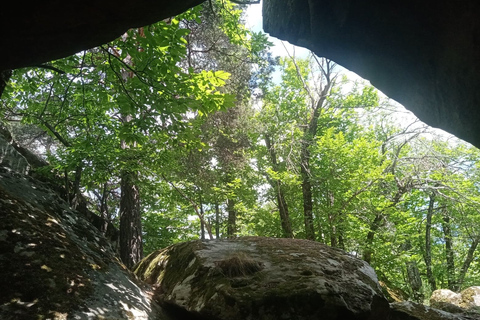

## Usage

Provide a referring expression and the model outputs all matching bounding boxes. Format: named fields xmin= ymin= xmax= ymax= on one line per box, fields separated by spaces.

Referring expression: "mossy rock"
xmin=134 ymin=237 xmax=390 ymax=320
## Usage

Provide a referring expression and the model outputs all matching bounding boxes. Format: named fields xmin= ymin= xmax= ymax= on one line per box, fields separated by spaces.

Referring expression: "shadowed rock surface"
xmin=0 ymin=167 xmax=170 ymax=319
xmin=262 ymin=0 xmax=480 ymax=147
xmin=0 ymin=0 xmax=203 ymax=71
xmin=134 ymin=237 xmax=391 ymax=320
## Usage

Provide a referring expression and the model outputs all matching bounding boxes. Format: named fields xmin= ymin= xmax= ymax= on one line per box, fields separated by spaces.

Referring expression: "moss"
xmin=215 ymin=252 xmax=263 ymax=278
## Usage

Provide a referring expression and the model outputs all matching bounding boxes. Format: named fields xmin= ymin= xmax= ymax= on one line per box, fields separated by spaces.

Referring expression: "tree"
xmin=3 ymin=6 xmax=234 ymax=267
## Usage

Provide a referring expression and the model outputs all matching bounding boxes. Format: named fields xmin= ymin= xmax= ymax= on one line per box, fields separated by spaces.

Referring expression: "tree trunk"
xmin=0 ymin=69 xmax=12 ymax=98
xmin=301 ymin=143 xmax=315 ymax=240
xmin=406 ymin=260 xmax=424 ymax=302
xmin=327 ymin=191 xmax=337 ymax=247
xmin=214 ymin=200 xmax=220 ymax=238
xmin=424 ymin=194 xmax=437 ymax=291
xmin=119 ymin=169 xmax=143 ymax=269
xmin=442 ymin=209 xmax=456 ymax=291
xmin=455 ymin=235 xmax=479 ymax=291
xmin=264 ymin=134 xmax=293 ymax=238
xmin=226 ymin=198 xmax=237 ymax=238
xmin=99 ymin=182 xmax=111 ymax=235
xmin=276 ymin=186 xmax=294 ymax=238
xmin=290 ymin=57 xmax=333 ymax=242
xmin=363 ymin=212 xmax=383 ymax=264
xmin=199 ymin=193 xmax=205 ymax=240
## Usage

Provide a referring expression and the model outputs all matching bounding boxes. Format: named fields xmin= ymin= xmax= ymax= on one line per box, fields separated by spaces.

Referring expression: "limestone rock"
xmin=134 ymin=237 xmax=390 ymax=320
xmin=430 ymin=287 xmax=480 ymax=314
xmin=0 ymin=0 xmax=204 ymax=71
xmin=0 ymin=168 xmax=168 ymax=319
xmin=460 ymin=287 xmax=480 ymax=311
xmin=390 ymin=301 xmax=479 ymax=320
xmin=431 ymin=289 xmax=464 ymax=313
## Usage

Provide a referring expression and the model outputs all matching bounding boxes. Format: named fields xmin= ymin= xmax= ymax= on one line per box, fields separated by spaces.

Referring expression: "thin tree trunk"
xmin=276 ymin=186 xmax=293 ymax=238
xmin=402 ymin=240 xmax=423 ymax=302
xmin=226 ymin=198 xmax=236 ymax=238
xmin=406 ymin=260 xmax=424 ymax=302
xmin=442 ymin=209 xmax=456 ymax=291
xmin=215 ymin=200 xmax=220 ymax=239
xmin=71 ymin=166 xmax=88 ymax=213
xmin=119 ymin=169 xmax=143 ymax=268
xmin=264 ymin=134 xmax=293 ymax=238
xmin=226 ymin=198 xmax=237 ymax=238
xmin=424 ymin=194 xmax=437 ymax=291
xmin=363 ymin=212 xmax=383 ymax=264
xmin=199 ymin=193 xmax=205 ymax=240
xmin=327 ymin=190 xmax=337 ymax=246
xmin=289 ymin=56 xmax=333 ymax=242
xmin=316 ymin=219 xmax=325 ymax=244
xmin=164 ymin=175 xmax=213 ymax=239
xmin=301 ymin=143 xmax=315 ymax=240
xmin=455 ymin=235 xmax=479 ymax=291
xmin=99 ymin=182 xmax=110 ymax=234
xmin=64 ymin=168 xmax=70 ymax=204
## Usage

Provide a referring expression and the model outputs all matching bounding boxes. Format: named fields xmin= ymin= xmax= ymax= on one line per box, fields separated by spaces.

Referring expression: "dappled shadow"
xmin=0 ymin=168 xmax=170 ymax=319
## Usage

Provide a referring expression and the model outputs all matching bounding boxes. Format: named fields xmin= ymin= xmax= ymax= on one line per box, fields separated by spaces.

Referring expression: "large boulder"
xmin=431 ymin=289 xmax=464 ymax=313
xmin=0 ymin=166 xmax=169 ymax=319
xmin=460 ymin=287 xmax=480 ymax=311
xmin=134 ymin=237 xmax=390 ymax=320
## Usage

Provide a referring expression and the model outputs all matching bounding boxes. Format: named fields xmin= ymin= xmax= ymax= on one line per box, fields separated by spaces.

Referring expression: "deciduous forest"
xmin=2 ymin=1 xmax=479 ymax=303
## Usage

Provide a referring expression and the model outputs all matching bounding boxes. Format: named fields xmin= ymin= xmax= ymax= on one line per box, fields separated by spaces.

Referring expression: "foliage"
xmin=2 ymin=0 xmax=480 ymax=297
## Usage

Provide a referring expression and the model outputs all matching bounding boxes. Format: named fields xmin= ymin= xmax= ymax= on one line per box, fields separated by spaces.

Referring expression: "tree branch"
xmin=162 ymin=174 xmax=214 ymax=239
